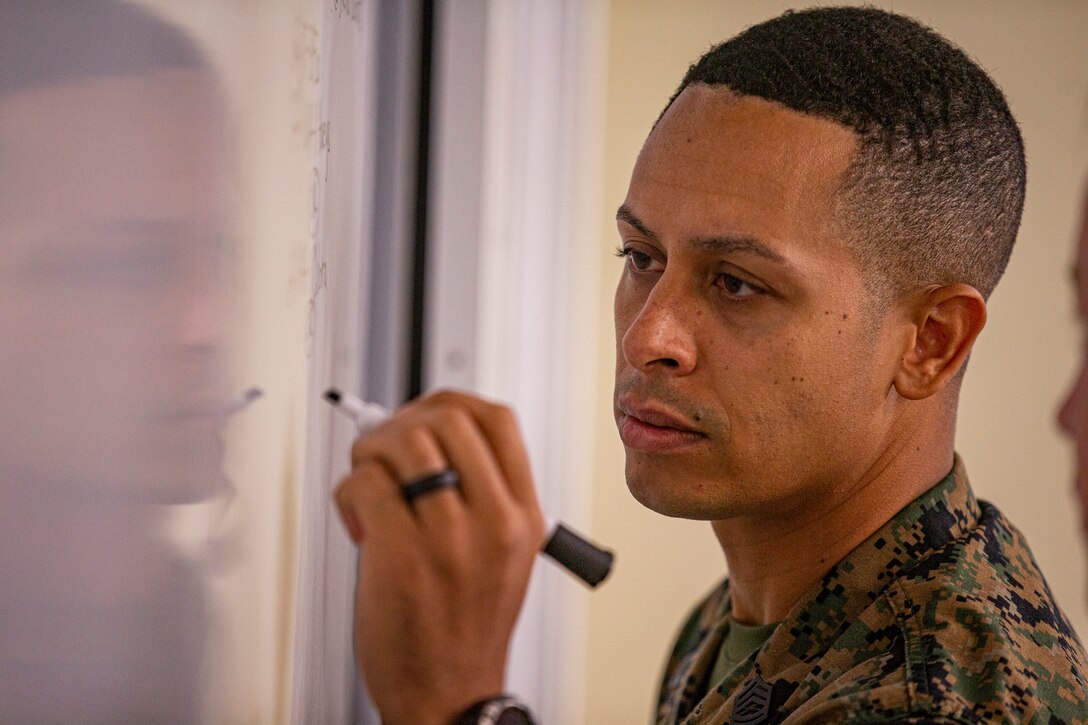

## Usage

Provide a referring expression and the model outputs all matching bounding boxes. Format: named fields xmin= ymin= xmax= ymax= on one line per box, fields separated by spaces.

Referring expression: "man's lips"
xmin=617 ymin=399 xmax=707 ymax=452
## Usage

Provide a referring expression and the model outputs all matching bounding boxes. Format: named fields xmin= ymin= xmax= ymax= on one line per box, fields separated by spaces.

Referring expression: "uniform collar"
xmin=665 ymin=455 xmax=980 ymax=724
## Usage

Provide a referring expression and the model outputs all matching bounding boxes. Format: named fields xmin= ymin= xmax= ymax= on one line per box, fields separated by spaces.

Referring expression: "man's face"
xmin=0 ymin=68 xmax=230 ymax=501
xmin=1057 ymin=186 xmax=1088 ymax=532
xmin=614 ymin=85 xmax=902 ymax=521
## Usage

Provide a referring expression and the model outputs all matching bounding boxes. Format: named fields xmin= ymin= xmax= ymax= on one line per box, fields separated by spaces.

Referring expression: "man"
xmin=0 ymin=2 xmax=230 ymax=721
xmin=336 ymin=7 xmax=1088 ymax=724
xmin=1059 ymin=182 xmax=1088 ymax=536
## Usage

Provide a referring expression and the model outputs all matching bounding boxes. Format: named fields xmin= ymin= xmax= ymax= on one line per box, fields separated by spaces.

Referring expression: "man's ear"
xmin=893 ymin=284 xmax=987 ymax=401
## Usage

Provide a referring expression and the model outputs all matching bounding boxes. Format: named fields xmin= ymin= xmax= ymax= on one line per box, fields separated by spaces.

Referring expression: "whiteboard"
xmin=292 ymin=0 xmax=379 ymax=722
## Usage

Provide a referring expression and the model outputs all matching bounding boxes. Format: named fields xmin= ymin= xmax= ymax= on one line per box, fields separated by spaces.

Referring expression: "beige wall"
xmin=587 ymin=3 xmax=1088 ymax=723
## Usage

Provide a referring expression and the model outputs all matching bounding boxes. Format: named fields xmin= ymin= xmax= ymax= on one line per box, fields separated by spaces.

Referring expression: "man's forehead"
xmin=632 ymin=86 xmax=858 ymax=211
xmin=623 ymin=85 xmax=859 ymax=257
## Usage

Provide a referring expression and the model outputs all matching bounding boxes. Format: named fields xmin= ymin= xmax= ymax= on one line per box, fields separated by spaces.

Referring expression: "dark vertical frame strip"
xmin=407 ymin=0 xmax=435 ymax=400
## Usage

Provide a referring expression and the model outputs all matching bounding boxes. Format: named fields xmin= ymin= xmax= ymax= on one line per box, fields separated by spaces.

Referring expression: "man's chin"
xmin=625 ymin=474 xmax=732 ymax=521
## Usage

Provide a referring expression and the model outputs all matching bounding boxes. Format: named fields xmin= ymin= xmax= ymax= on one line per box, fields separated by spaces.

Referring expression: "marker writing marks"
xmin=324 ymin=387 xmax=614 ymax=588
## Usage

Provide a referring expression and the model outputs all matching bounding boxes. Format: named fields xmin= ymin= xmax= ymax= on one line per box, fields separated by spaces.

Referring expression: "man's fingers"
xmin=350 ymin=393 xmax=523 ymax=515
xmin=335 ymin=460 xmax=418 ymax=543
xmin=417 ymin=391 xmax=538 ymax=509
xmin=333 ymin=481 xmax=363 ymax=543
xmin=352 ymin=424 xmax=464 ymax=529
xmin=343 ymin=390 xmax=544 ymax=550
xmin=421 ymin=405 xmax=513 ymax=514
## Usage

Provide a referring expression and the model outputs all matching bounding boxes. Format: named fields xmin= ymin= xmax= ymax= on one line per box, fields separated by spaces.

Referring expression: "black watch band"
xmin=451 ymin=695 xmax=535 ymax=725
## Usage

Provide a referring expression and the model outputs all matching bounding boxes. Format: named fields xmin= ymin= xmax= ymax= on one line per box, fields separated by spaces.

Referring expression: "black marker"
xmin=324 ymin=387 xmax=614 ymax=588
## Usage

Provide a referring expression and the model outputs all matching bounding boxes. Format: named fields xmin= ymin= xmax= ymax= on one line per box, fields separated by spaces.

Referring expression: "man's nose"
xmin=179 ymin=296 xmax=224 ymax=353
xmin=620 ymin=280 xmax=697 ymax=375
xmin=176 ymin=256 xmax=226 ymax=354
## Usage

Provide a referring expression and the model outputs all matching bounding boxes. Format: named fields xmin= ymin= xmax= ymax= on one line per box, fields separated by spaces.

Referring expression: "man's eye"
xmin=718 ymin=273 xmax=763 ymax=298
xmin=615 ymin=246 xmax=659 ymax=272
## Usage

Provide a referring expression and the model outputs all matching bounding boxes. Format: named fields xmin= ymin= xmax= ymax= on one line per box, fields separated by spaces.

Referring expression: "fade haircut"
xmin=664 ymin=6 xmax=1025 ymax=301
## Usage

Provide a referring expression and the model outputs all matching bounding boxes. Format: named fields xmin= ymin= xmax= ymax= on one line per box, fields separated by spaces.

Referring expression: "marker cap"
xmin=542 ymin=523 xmax=614 ymax=588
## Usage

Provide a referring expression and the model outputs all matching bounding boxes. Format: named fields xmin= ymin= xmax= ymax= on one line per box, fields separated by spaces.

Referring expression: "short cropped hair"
xmin=665 ymin=6 xmax=1025 ymax=300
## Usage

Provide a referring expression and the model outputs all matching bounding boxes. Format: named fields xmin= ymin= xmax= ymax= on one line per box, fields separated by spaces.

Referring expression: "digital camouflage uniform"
xmin=657 ymin=458 xmax=1088 ymax=724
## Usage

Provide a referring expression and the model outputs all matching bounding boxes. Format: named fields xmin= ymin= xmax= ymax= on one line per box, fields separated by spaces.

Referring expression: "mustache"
xmin=614 ymin=375 xmax=717 ymax=428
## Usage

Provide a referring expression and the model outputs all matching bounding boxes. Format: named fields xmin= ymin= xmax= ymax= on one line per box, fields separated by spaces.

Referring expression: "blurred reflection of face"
xmin=1058 ymin=187 xmax=1088 ymax=533
xmin=0 ymin=68 xmax=229 ymax=501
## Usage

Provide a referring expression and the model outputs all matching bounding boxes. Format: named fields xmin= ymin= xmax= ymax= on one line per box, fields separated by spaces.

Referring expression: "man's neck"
xmin=712 ymin=434 xmax=954 ymax=626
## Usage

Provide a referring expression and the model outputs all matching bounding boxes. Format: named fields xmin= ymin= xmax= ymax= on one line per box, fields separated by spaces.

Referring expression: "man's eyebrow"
xmin=616 ymin=204 xmax=785 ymax=264
xmin=690 ymin=235 xmax=785 ymax=263
xmin=616 ymin=204 xmax=658 ymax=241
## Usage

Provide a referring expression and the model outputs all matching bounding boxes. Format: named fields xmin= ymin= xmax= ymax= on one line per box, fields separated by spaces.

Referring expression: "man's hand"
xmin=334 ymin=390 xmax=546 ymax=725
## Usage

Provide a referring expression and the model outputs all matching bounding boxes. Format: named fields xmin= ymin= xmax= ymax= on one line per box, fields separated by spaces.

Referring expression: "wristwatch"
xmin=452 ymin=695 xmax=535 ymax=725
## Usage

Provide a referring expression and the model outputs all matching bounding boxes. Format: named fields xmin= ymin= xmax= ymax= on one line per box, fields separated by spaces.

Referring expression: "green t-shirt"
xmin=708 ymin=617 xmax=778 ymax=688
